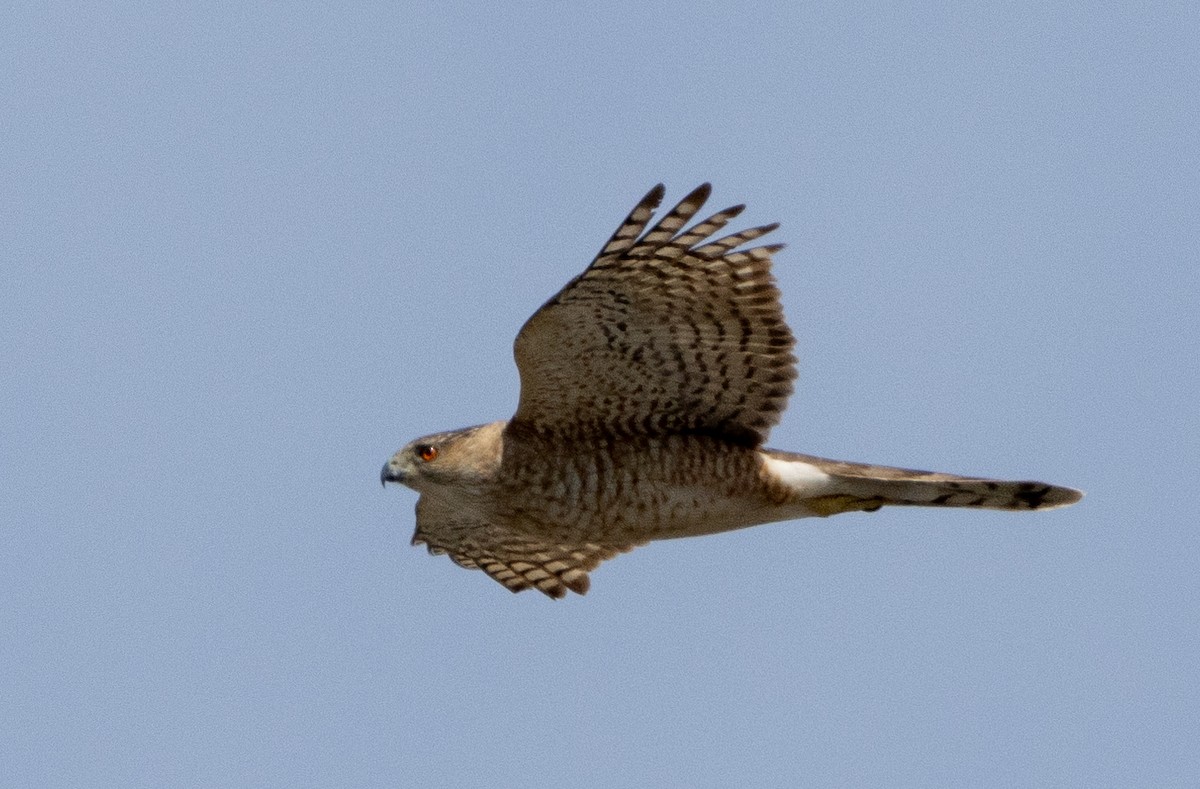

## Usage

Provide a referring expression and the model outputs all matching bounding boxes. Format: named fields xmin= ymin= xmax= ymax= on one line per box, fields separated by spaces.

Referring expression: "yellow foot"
xmin=805 ymin=495 xmax=885 ymax=517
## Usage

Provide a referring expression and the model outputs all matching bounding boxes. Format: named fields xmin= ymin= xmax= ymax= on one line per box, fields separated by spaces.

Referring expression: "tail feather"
xmin=840 ymin=473 xmax=1083 ymax=511
xmin=765 ymin=450 xmax=1083 ymax=514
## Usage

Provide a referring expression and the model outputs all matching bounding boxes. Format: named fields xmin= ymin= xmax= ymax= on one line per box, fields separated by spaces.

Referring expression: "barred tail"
xmin=763 ymin=450 xmax=1083 ymax=516
xmin=838 ymin=472 xmax=1084 ymax=511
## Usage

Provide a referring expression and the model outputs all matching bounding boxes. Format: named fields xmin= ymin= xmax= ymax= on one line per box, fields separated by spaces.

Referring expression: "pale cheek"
xmin=421 ymin=465 xmax=468 ymax=488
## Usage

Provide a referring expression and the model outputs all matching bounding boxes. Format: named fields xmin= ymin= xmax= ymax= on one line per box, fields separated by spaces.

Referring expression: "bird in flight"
xmin=382 ymin=184 xmax=1082 ymax=598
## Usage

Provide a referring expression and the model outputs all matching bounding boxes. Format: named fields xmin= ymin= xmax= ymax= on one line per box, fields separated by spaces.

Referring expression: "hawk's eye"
xmin=416 ymin=444 xmax=438 ymax=462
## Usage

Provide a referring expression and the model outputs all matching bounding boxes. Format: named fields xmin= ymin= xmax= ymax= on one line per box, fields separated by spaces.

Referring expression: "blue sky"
xmin=3 ymin=3 xmax=1197 ymax=787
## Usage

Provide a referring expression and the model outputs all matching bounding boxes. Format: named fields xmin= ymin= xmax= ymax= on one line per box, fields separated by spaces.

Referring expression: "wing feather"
xmin=510 ymin=185 xmax=796 ymax=446
xmin=412 ymin=495 xmax=632 ymax=598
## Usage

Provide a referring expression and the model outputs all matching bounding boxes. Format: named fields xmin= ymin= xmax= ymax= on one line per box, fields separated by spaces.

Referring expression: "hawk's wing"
xmin=411 ymin=494 xmax=636 ymax=598
xmin=510 ymin=184 xmax=796 ymax=447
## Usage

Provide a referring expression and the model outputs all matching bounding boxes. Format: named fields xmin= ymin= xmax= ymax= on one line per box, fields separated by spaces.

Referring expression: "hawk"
xmin=381 ymin=184 xmax=1082 ymax=598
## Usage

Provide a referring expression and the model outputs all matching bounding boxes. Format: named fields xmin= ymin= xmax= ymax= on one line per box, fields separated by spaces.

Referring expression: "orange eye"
xmin=416 ymin=444 xmax=438 ymax=462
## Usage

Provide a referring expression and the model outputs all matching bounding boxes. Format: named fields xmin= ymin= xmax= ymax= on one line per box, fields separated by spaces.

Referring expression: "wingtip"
xmin=644 ymin=183 xmax=667 ymax=207
xmin=688 ymin=182 xmax=713 ymax=203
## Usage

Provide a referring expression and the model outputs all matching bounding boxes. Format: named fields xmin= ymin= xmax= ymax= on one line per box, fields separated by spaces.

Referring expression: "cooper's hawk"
xmin=381 ymin=184 xmax=1082 ymax=598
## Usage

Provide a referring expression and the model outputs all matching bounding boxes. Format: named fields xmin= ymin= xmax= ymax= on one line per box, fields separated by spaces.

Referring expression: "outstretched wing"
xmin=411 ymin=494 xmax=636 ymax=598
xmin=510 ymin=184 xmax=796 ymax=447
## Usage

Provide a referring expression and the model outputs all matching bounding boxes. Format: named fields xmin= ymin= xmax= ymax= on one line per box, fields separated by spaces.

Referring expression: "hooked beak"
xmin=380 ymin=460 xmax=406 ymax=487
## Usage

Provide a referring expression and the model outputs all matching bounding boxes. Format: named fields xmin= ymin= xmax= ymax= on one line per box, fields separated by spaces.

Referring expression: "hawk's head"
xmin=380 ymin=421 xmax=506 ymax=493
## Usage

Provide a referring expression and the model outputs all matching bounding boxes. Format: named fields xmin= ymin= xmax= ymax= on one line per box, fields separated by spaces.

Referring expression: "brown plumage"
xmin=382 ymin=184 xmax=1082 ymax=598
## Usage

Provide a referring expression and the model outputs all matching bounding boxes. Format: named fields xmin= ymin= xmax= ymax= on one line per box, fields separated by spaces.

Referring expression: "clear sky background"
xmin=3 ymin=3 xmax=1197 ymax=787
